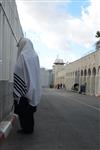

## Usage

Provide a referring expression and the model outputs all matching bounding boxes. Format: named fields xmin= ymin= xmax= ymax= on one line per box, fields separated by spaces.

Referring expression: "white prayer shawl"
xmin=13 ymin=38 xmax=41 ymax=106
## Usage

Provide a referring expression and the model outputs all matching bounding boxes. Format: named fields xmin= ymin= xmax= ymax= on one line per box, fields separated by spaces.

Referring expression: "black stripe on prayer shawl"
xmin=14 ymin=73 xmax=26 ymax=87
xmin=14 ymin=73 xmax=28 ymax=97
xmin=14 ymin=74 xmax=28 ymax=91
xmin=14 ymin=82 xmax=25 ymax=96
xmin=14 ymin=75 xmax=27 ymax=93
xmin=14 ymin=76 xmax=27 ymax=94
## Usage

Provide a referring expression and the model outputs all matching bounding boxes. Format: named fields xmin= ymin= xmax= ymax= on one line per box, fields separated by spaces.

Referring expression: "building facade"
xmin=40 ymin=68 xmax=53 ymax=88
xmin=53 ymin=46 xmax=100 ymax=96
xmin=0 ymin=0 xmax=23 ymax=121
xmin=53 ymin=58 xmax=65 ymax=87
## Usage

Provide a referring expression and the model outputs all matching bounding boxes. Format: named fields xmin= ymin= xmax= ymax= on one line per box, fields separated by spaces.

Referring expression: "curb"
xmin=0 ymin=114 xmax=17 ymax=141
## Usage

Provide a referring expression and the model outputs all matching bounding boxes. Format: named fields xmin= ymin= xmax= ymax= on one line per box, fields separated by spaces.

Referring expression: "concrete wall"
xmin=0 ymin=0 xmax=23 ymax=121
xmin=40 ymin=68 xmax=49 ymax=88
xmin=40 ymin=68 xmax=53 ymax=88
xmin=48 ymin=69 xmax=54 ymax=87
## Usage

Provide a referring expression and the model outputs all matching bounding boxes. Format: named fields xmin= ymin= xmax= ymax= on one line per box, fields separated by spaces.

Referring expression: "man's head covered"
xmin=17 ymin=37 xmax=33 ymax=59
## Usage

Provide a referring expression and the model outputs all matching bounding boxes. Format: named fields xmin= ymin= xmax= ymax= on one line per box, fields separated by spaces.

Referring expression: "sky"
xmin=15 ymin=0 xmax=100 ymax=69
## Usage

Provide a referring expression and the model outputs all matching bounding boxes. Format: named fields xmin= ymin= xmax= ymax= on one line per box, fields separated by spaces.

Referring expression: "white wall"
xmin=40 ymin=68 xmax=49 ymax=87
xmin=54 ymin=49 xmax=100 ymax=96
xmin=0 ymin=0 xmax=23 ymax=121
xmin=40 ymin=68 xmax=53 ymax=88
xmin=0 ymin=0 xmax=23 ymax=82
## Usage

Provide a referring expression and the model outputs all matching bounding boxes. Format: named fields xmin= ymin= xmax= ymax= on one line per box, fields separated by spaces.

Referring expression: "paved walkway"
xmin=0 ymin=88 xmax=100 ymax=150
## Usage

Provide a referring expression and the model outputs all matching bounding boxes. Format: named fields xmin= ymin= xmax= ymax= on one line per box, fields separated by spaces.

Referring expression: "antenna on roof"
xmin=57 ymin=54 xmax=59 ymax=59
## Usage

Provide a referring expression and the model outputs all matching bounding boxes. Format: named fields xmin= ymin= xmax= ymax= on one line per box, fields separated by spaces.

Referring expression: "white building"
xmin=0 ymin=0 xmax=23 ymax=121
xmin=53 ymin=45 xmax=100 ymax=96
xmin=40 ymin=68 xmax=53 ymax=88
xmin=53 ymin=58 xmax=65 ymax=87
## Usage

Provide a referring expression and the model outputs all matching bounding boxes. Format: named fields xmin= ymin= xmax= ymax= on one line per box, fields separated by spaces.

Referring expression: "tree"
xmin=95 ymin=31 xmax=100 ymax=38
xmin=95 ymin=31 xmax=100 ymax=50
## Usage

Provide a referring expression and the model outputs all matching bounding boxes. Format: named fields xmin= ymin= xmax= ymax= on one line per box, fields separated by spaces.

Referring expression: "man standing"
xmin=13 ymin=37 xmax=41 ymax=134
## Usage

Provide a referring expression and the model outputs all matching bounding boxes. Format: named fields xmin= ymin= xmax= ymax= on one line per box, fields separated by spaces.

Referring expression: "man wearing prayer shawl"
xmin=13 ymin=37 xmax=41 ymax=134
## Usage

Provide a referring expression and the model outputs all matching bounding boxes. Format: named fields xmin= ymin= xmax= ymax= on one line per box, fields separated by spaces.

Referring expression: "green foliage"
xmin=95 ymin=31 xmax=100 ymax=38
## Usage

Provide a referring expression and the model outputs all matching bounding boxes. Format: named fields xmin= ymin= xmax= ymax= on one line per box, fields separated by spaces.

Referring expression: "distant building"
xmin=53 ymin=46 xmax=100 ymax=96
xmin=48 ymin=69 xmax=54 ymax=87
xmin=40 ymin=68 xmax=53 ymax=88
xmin=53 ymin=58 xmax=65 ymax=87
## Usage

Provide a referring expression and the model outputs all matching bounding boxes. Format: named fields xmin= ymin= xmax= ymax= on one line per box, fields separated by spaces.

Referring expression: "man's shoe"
xmin=17 ymin=129 xmax=25 ymax=134
xmin=17 ymin=129 xmax=33 ymax=134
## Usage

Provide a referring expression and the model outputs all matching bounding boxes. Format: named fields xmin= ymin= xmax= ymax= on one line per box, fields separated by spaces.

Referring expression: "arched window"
xmin=81 ymin=70 xmax=83 ymax=76
xmin=92 ymin=67 xmax=96 ymax=76
xmin=84 ymin=69 xmax=87 ymax=76
xmin=88 ymin=68 xmax=91 ymax=76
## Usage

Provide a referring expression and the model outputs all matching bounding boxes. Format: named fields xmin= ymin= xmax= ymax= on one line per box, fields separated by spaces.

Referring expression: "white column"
xmin=95 ymin=70 xmax=100 ymax=96
xmin=97 ymin=75 xmax=100 ymax=96
xmin=79 ymin=76 xmax=82 ymax=91
xmin=85 ymin=76 xmax=88 ymax=93
xmin=95 ymin=75 xmax=99 ymax=96
xmin=84 ymin=76 xmax=86 ymax=83
xmin=90 ymin=75 xmax=95 ymax=95
xmin=81 ymin=76 xmax=84 ymax=84
xmin=87 ymin=76 xmax=91 ymax=95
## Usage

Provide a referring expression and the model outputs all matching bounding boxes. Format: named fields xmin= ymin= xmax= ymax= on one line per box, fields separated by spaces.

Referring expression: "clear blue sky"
xmin=16 ymin=0 xmax=99 ymax=69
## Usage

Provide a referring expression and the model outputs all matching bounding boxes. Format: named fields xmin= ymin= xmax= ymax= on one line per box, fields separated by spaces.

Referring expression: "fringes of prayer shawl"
xmin=14 ymin=73 xmax=28 ymax=97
